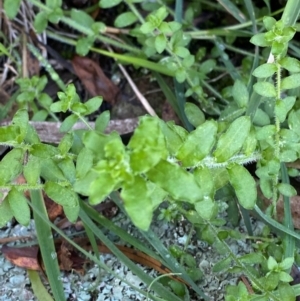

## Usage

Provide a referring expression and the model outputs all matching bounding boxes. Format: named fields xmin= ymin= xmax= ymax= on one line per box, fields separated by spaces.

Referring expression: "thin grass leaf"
xmin=28 ymin=270 xmax=54 ymax=301
xmin=217 ymin=0 xmax=247 ymax=23
xmin=281 ymin=163 xmax=295 ymax=261
xmin=30 ymin=189 xmax=66 ymax=301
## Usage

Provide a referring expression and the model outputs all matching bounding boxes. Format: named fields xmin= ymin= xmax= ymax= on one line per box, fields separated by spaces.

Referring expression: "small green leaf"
xmin=95 ymin=111 xmax=110 ymax=133
xmin=250 ymin=33 xmax=270 ymax=47
xmin=84 ymin=96 xmax=103 ymax=115
xmin=160 ymin=121 xmax=187 ymax=155
xmin=200 ymin=59 xmax=216 ymax=74
xmin=239 ymin=253 xmax=264 ymax=264
xmin=114 ymin=12 xmax=138 ymax=28
xmin=31 ymin=144 xmax=59 ymax=158
xmin=175 ymin=68 xmax=186 ymax=83
xmin=34 ymin=12 xmax=49 ymax=33
xmin=232 ymin=80 xmax=249 ymax=108
xmin=155 ymin=33 xmax=167 ymax=54
xmin=267 ymin=256 xmax=278 ymax=270
xmin=0 ymin=125 xmax=20 ymax=142
xmin=253 ymin=82 xmax=276 ymax=98
xmin=278 ymin=282 xmax=296 ymax=301
xmin=195 ymin=197 xmax=217 ymax=220
xmin=121 ymin=175 xmax=154 ymax=231
xmin=76 ymin=148 xmax=94 ymax=178
xmin=4 ymin=0 xmax=21 ymax=19
xmin=194 ymin=167 xmax=214 ymax=196
xmin=12 ymin=109 xmax=29 ymax=142
xmin=252 ymin=63 xmax=277 ymax=78
xmin=24 ymin=155 xmax=40 ymax=185
xmin=60 ymin=114 xmax=79 ymax=132
xmin=184 ymin=102 xmax=205 ymax=127
xmin=0 ymin=197 xmax=13 ymax=227
xmin=62 ymin=204 xmax=79 ymax=223
xmin=288 ymin=109 xmax=300 ymax=133
xmin=44 ymin=181 xmax=78 ymax=207
xmin=76 ymin=37 xmax=94 ymax=56
xmin=146 ymin=159 xmax=202 ymax=203
xmin=263 ymin=16 xmax=276 ymax=31
xmin=279 ymin=57 xmax=300 ymax=72
xmin=89 ymin=172 xmax=118 ymax=204
xmin=177 ymin=120 xmax=217 ymax=167
xmin=129 ymin=116 xmax=168 ymax=173
xmin=278 ymin=183 xmax=296 ymax=197
xmin=281 ymin=74 xmax=300 ymax=90
xmin=275 ymin=99 xmax=287 ymax=123
xmin=279 ymin=257 xmax=294 ymax=270
xmin=228 ymin=164 xmax=257 ymax=209
xmin=0 ymin=149 xmax=24 ymax=184
xmin=214 ymin=116 xmax=251 ymax=162
xmin=7 ymin=188 xmax=30 ymax=226
xmin=58 ymin=158 xmax=76 ymax=183
xmin=212 ymin=257 xmax=231 ymax=273
xmin=174 ymin=46 xmax=190 ymax=58
xmin=140 ymin=22 xmax=156 ymax=34
xmin=99 ymin=0 xmax=122 ymax=8
xmin=71 ymin=9 xmax=94 ymax=27
xmin=40 ymin=158 xmax=66 ymax=182
xmin=58 ymin=133 xmax=74 ymax=155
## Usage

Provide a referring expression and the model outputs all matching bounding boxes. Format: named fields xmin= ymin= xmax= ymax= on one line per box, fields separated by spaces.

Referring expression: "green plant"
xmin=3 ymin=0 xmax=300 ymax=300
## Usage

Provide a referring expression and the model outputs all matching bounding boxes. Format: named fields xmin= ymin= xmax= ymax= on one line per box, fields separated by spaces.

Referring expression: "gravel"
xmin=0 ymin=211 xmax=265 ymax=301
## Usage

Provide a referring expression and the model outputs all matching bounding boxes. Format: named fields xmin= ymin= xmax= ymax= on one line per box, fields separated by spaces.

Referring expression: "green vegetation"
xmin=2 ymin=0 xmax=300 ymax=300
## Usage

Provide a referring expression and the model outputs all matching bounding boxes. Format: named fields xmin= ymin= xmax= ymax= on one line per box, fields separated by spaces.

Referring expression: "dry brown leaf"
xmin=72 ymin=55 xmax=119 ymax=104
xmin=2 ymin=238 xmax=187 ymax=284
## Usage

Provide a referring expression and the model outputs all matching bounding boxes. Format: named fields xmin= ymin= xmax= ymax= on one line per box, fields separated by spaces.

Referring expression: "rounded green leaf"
xmin=4 ymin=0 xmax=21 ymax=19
xmin=184 ymin=102 xmax=205 ymax=127
xmin=76 ymin=148 xmax=94 ymax=178
xmin=212 ymin=257 xmax=231 ymax=273
xmin=155 ymin=33 xmax=167 ymax=54
xmin=213 ymin=116 xmax=251 ymax=162
xmin=24 ymin=155 xmax=41 ymax=185
xmin=228 ymin=164 xmax=257 ymax=209
xmin=31 ymin=143 xmax=59 ymax=158
xmin=58 ymin=133 xmax=74 ymax=155
xmin=0 ymin=149 xmax=24 ymax=185
xmin=177 ymin=120 xmax=217 ymax=167
xmin=195 ymin=197 xmax=217 ymax=220
xmin=174 ymin=46 xmax=190 ymax=58
xmin=71 ymin=9 xmax=94 ymax=27
xmin=95 ymin=111 xmax=110 ymax=133
xmin=279 ymin=57 xmax=300 ymax=72
xmin=253 ymin=82 xmax=276 ymax=98
xmin=89 ymin=172 xmax=117 ymax=204
xmin=250 ymin=33 xmax=269 ymax=47
xmin=278 ymin=183 xmax=296 ymax=197
xmin=0 ymin=197 xmax=13 ymax=227
xmin=85 ymin=96 xmax=103 ymax=115
xmin=275 ymin=99 xmax=287 ymax=123
xmin=232 ymin=80 xmax=249 ymax=108
xmin=252 ymin=63 xmax=277 ymax=78
xmin=44 ymin=181 xmax=78 ymax=207
xmin=146 ymin=159 xmax=202 ymax=203
xmin=114 ymin=12 xmax=138 ymax=28
xmin=281 ymin=74 xmax=300 ymax=90
xmin=63 ymin=204 xmax=79 ymax=223
xmin=129 ymin=116 xmax=168 ymax=173
xmin=121 ymin=175 xmax=153 ymax=231
xmin=99 ymin=0 xmax=122 ymax=8
xmin=34 ymin=11 xmax=49 ymax=33
xmin=8 ymin=188 xmax=30 ymax=226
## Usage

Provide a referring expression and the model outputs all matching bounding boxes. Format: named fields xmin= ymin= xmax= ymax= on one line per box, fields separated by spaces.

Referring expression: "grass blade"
xmin=30 ymin=189 xmax=66 ymax=301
